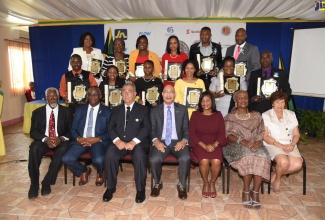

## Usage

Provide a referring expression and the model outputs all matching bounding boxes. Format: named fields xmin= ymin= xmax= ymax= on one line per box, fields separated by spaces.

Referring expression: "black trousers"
xmin=104 ymin=142 xmax=149 ymax=191
xmin=28 ymin=140 xmax=70 ymax=188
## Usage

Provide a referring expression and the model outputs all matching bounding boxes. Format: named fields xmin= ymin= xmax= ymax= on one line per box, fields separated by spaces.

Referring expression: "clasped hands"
xmin=154 ymin=139 xmax=187 ymax=153
xmin=115 ymin=139 xmax=136 ymax=151
xmin=46 ymin=137 xmax=64 ymax=148
xmin=77 ymin=137 xmax=100 ymax=147
xmin=200 ymin=141 xmax=219 ymax=153
xmin=241 ymin=139 xmax=262 ymax=152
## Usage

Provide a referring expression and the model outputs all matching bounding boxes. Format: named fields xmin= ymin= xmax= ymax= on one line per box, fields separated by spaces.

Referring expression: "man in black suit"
xmin=62 ymin=87 xmax=111 ymax=186
xmin=225 ymin=28 xmax=260 ymax=82
xmin=189 ymin=26 xmax=223 ymax=90
xmin=149 ymin=85 xmax=190 ymax=199
xmin=103 ymin=83 xmax=151 ymax=203
xmin=28 ymin=87 xmax=72 ymax=199
xmin=248 ymin=50 xmax=292 ymax=114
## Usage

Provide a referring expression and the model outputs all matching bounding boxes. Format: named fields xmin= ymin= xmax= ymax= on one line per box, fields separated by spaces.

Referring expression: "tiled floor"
xmin=0 ymin=122 xmax=325 ymax=220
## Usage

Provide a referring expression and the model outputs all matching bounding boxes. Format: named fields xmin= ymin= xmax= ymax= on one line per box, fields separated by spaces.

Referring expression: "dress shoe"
xmin=95 ymin=173 xmax=105 ymax=186
xmin=177 ymin=185 xmax=187 ymax=200
xmin=103 ymin=187 xmax=116 ymax=202
xmin=150 ymin=183 xmax=163 ymax=197
xmin=79 ymin=167 xmax=92 ymax=186
xmin=28 ymin=186 xmax=39 ymax=199
xmin=41 ymin=185 xmax=51 ymax=196
xmin=135 ymin=189 xmax=146 ymax=203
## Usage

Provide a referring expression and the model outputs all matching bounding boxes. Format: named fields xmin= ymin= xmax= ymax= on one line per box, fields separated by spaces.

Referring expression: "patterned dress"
xmin=223 ymin=111 xmax=270 ymax=180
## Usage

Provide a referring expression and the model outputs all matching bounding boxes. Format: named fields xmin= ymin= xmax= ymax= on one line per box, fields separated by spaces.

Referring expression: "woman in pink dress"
xmin=189 ymin=91 xmax=228 ymax=198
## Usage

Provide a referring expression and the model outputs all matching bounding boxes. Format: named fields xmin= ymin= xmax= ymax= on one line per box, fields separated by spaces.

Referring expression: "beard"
xmin=49 ymin=102 xmax=58 ymax=108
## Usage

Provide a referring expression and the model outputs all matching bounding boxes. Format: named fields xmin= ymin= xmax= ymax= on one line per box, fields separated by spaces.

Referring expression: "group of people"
xmin=27 ymin=26 xmax=303 ymax=210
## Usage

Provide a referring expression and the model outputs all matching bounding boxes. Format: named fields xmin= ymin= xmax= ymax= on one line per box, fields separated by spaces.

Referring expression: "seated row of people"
xmin=28 ymin=84 xmax=303 ymax=211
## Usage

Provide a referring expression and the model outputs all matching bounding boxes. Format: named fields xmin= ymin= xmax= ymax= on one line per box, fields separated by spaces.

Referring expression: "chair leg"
xmin=64 ymin=164 xmax=67 ymax=184
xmin=222 ymin=162 xmax=225 ymax=194
xmin=303 ymin=158 xmax=306 ymax=195
xmin=261 ymin=181 xmax=264 ymax=194
xmin=73 ymin=173 xmax=75 ymax=186
xmin=119 ymin=162 xmax=123 ymax=172
xmin=227 ymin=162 xmax=230 ymax=194
xmin=150 ymin=171 xmax=154 ymax=190
xmin=187 ymin=167 xmax=190 ymax=193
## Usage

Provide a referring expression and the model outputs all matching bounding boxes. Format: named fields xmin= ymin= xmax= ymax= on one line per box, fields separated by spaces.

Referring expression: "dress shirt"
xmin=198 ymin=41 xmax=213 ymax=56
xmin=233 ymin=42 xmax=247 ymax=57
xmin=262 ymin=67 xmax=272 ymax=78
xmin=82 ymin=104 xmax=100 ymax=137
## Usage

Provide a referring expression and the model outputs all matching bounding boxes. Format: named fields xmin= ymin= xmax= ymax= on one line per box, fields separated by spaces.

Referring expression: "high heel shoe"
xmin=250 ymin=190 xmax=261 ymax=209
xmin=210 ymin=181 xmax=216 ymax=198
xmin=202 ymin=182 xmax=209 ymax=198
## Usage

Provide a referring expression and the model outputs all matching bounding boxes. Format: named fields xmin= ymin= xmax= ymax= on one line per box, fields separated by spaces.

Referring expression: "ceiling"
xmin=0 ymin=0 xmax=324 ymax=30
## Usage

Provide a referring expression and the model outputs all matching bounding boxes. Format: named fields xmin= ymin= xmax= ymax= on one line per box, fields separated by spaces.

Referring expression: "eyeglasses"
xmin=163 ymin=91 xmax=175 ymax=94
xmin=114 ymin=43 xmax=124 ymax=46
xmin=87 ymin=93 xmax=100 ymax=97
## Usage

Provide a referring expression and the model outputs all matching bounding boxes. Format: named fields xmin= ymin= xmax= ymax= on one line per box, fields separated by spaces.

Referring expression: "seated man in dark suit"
xmin=28 ymin=87 xmax=72 ymax=199
xmin=103 ymin=83 xmax=151 ymax=203
xmin=149 ymin=85 xmax=190 ymax=200
xmin=248 ymin=50 xmax=292 ymax=114
xmin=62 ymin=87 xmax=111 ymax=186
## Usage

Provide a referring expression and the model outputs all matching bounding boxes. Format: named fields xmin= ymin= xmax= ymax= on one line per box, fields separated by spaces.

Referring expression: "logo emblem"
xmin=115 ymin=29 xmax=128 ymax=40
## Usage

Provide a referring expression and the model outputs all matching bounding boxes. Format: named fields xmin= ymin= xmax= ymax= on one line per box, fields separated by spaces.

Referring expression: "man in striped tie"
xmin=62 ymin=87 xmax=111 ymax=187
xmin=149 ymin=85 xmax=190 ymax=200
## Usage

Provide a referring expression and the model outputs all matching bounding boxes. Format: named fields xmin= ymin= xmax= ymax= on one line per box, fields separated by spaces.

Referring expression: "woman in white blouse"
xmin=262 ymin=91 xmax=302 ymax=193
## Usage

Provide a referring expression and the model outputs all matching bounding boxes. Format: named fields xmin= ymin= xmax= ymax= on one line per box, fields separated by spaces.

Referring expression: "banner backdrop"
xmin=104 ymin=22 xmax=246 ymax=59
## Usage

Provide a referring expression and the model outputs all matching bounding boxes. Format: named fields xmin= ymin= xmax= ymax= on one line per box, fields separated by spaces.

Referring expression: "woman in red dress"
xmin=189 ymin=91 xmax=228 ymax=198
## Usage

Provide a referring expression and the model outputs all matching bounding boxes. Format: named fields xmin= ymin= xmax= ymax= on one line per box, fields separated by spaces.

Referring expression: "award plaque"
xmin=89 ymin=58 xmax=102 ymax=75
xmin=146 ymin=86 xmax=160 ymax=104
xmin=109 ymin=88 xmax=122 ymax=107
xmin=73 ymin=84 xmax=87 ymax=102
xmin=184 ymin=87 xmax=203 ymax=109
xmin=116 ymin=60 xmax=126 ymax=76
xmin=201 ymin=56 xmax=215 ymax=74
xmin=261 ymin=78 xmax=278 ymax=98
xmin=167 ymin=62 xmax=182 ymax=81
xmin=135 ymin=63 xmax=144 ymax=77
xmin=234 ymin=62 xmax=247 ymax=76
xmin=224 ymin=76 xmax=240 ymax=94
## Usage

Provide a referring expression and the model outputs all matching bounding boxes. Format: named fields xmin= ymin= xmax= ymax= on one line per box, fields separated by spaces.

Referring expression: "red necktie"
xmin=49 ymin=110 xmax=56 ymax=138
xmin=234 ymin=45 xmax=241 ymax=60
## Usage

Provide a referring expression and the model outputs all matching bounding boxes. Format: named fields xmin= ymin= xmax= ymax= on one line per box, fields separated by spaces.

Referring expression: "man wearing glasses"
xmin=149 ymin=85 xmax=190 ymax=200
xmin=62 ymin=87 xmax=111 ymax=186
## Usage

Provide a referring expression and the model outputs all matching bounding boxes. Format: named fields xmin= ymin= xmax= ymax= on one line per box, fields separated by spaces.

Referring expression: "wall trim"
xmin=2 ymin=116 xmax=23 ymax=127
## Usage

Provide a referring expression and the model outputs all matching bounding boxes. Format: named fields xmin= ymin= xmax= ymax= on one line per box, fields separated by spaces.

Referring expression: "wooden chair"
xmin=119 ymin=154 xmax=151 ymax=173
xmin=190 ymin=151 xmax=226 ymax=194
xmin=150 ymin=153 xmax=190 ymax=192
xmin=267 ymin=156 xmax=307 ymax=195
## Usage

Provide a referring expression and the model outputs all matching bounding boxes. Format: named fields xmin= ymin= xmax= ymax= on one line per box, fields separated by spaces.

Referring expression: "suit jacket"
xmin=108 ymin=102 xmax=151 ymax=143
xmin=248 ymin=67 xmax=292 ymax=113
xmin=189 ymin=42 xmax=223 ymax=71
xmin=30 ymin=105 xmax=72 ymax=141
xmin=129 ymin=49 xmax=161 ymax=77
xmin=71 ymin=103 xmax=111 ymax=145
xmin=150 ymin=102 xmax=189 ymax=144
xmin=225 ymin=42 xmax=260 ymax=80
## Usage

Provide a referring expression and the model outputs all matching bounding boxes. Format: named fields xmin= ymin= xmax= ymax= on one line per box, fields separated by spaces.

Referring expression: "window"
xmin=7 ymin=41 xmax=33 ymax=96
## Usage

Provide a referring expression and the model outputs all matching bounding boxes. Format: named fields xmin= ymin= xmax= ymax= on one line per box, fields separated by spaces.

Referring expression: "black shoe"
xmin=28 ymin=186 xmax=39 ymax=199
xmin=177 ymin=185 xmax=187 ymax=200
xmin=135 ymin=189 xmax=146 ymax=203
xmin=41 ymin=185 xmax=51 ymax=196
xmin=150 ymin=183 xmax=163 ymax=197
xmin=103 ymin=187 xmax=116 ymax=202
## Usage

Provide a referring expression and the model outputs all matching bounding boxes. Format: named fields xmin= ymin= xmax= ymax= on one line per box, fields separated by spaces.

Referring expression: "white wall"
xmin=0 ymin=26 xmax=26 ymax=125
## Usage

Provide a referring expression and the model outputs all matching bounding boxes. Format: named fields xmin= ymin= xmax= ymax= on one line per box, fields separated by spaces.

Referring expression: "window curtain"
xmin=29 ymin=25 xmax=104 ymax=99
xmin=7 ymin=41 xmax=33 ymax=96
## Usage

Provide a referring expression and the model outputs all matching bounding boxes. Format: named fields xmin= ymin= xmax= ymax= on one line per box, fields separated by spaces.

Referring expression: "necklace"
xmin=235 ymin=111 xmax=251 ymax=120
xmin=143 ymin=76 xmax=154 ymax=82
xmin=170 ymin=53 xmax=178 ymax=58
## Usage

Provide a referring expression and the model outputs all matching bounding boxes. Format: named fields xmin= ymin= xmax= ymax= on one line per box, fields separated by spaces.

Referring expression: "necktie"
xmin=86 ymin=108 xmax=94 ymax=137
xmin=234 ymin=45 xmax=241 ymax=60
xmin=49 ymin=110 xmax=56 ymax=138
xmin=263 ymin=71 xmax=268 ymax=78
xmin=165 ymin=106 xmax=172 ymax=146
xmin=126 ymin=106 xmax=131 ymax=125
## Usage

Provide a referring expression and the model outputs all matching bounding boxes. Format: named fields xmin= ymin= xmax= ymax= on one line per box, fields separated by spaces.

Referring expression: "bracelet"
xmin=237 ymin=138 xmax=242 ymax=144
xmin=273 ymin=140 xmax=276 ymax=145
